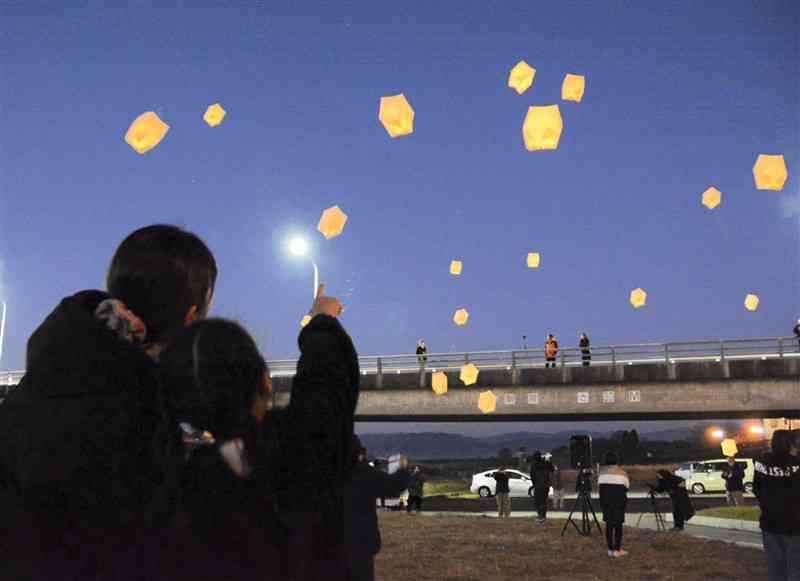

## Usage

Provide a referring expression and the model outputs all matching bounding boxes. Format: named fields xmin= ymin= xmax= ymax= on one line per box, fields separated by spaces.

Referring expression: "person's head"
xmin=604 ymin=451 xmax=619 ymax=466
xmin=532 ymin=450 xmax=542 ymax=463
xmin=772 ymin=430 xmax=794 ymax=460
xmin=657 ymin=469 xmax=671 ymax=479
xmin=727 ymin=456 xmax=736 ymax=465
xmin=107 ymin=225 xmax=217 ymax=343
xmin=159 ymin=318 xmax=269 ymax=442
xmin=547 ymin=334 xmax=553 ymax=340
xmin=413 ymin=466 xmax=420 ymax=474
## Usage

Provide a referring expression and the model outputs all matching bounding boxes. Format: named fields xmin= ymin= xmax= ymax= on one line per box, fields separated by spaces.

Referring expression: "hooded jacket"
xmin=0 ymin=290 xmax=160 ymax=580
xmin=754 ymin=452 xmax=800 ymax=535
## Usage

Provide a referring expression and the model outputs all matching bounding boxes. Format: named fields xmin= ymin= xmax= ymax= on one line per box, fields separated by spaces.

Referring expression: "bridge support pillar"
xmin=667 ymin=363 xmax=677 ymax=380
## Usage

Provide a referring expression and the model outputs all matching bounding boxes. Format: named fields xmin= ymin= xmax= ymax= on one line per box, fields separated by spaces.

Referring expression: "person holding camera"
xmin=722 ymin=456 xmax=746 ymax=507
xmin=754 ymin=429 xmax=800 ymax=581
xmin=599 ymin=452 xmax=630 ymax=557
xmin=491 ymin=466 xmax=512 ymax=518
xmin=655 ymin=469 xmax=695 ymax=531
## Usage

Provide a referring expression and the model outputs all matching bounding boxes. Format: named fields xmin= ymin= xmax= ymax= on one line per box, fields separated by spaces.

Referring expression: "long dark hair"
xmin=771 ymin=430 xmax=794 ymax=462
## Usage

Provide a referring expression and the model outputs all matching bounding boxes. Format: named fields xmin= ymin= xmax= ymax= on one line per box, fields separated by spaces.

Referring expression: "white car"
xmin=470 ymin=469 xmax=545 ymax=498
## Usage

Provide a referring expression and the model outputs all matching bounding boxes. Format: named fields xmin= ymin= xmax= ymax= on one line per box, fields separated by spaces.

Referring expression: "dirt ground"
xmin=375 ymin=513 xmax=767 ymax=581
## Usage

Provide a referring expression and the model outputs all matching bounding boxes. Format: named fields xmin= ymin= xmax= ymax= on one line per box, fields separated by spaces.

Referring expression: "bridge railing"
xmin=1 ymin=337 xmax=799 ymax=388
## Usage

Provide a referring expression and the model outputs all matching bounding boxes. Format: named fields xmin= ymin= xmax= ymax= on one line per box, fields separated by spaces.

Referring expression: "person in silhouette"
xmin=491 ymin=466 xmax=512 ymax=518
xmin=416 ymin=339 xmax=428 ymax=366
xmin=580 ymin=333 xmax=591 ymax=367
xmin=794 ymin=319 xmax=800 ymax=351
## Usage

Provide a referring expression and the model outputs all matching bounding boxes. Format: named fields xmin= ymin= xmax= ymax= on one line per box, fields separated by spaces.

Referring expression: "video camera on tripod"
xmin=561 ymin=435 xmax=602 ymax=537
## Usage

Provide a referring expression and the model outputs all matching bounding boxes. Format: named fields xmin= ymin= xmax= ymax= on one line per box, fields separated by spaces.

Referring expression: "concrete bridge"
xmin=2 ymin=336 xmax=799 ymax=422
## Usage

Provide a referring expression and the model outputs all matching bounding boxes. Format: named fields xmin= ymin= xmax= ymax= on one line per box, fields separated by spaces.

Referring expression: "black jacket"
xmin=655 ymin=473 xmax=695 ymax=520
xmin=531 ymin=459 xmax=554 ymax=490
xmin=491 ymin=471 xmax=511 ymax=493
xmin=722 ymin=462 xmax=745 ymax=492
xmin=0 ymin=290 xmax=161 ymax=581
xmin=344 ymin=462 xmax=411 ymax=562
xmin=598 ymin=465 xmax=629 ymax=524
xmin=754 ymin=452 xmax=800 ymax=534
xmin=150 ymin=314 xmax=360 ymax=581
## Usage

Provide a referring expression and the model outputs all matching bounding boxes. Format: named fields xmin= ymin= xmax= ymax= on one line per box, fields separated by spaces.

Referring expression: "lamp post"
xmin=0 ymin=301 xmax=6 ymax=367
xmin=288 ymin=237 xmax=319 ymax=300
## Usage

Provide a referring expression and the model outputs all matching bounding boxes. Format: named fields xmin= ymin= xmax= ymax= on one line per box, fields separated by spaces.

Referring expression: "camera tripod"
xmin=561 ymin=472 xmax=602 ymax=537
xmin=636 ymin=488 xmax=667 ymax=531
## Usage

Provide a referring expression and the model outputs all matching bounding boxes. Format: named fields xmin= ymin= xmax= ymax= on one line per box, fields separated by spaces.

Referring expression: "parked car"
xmin=678 ymin=458 xmax=754 ymax=495
xmin=470 ymin=469 xmax=551 ymax=498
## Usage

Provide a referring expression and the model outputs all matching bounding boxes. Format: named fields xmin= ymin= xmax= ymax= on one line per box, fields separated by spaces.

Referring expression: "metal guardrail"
xmin=266 ymin=336 xmax=800 ymax=378
xmin=1 ymin=337 xmax=798 ymax=389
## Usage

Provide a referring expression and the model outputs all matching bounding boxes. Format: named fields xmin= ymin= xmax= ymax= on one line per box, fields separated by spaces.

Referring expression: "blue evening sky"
xmin=2 ymin=1 xmax=798 ymax=395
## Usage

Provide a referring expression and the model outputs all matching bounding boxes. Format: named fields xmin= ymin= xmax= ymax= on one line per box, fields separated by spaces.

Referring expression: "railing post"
xmin=376 ymin=357 xmax=383 ymax=389
xmin=560 ymin=350 xmax=568 ymax=383
xmin=511 ymin=351 xmax=519 ymax=386
xmin=464 ymin=352 xmax=470 ymax=363
xmin=720 ymin=340 xmax=725 ymax=362
xmin=664 ymin=343 xmax=670 ymax=364
xmin=778 ymin=338 xmax=784 ymax=358
xmin=611 ymin=347 xmax=616 ymax=367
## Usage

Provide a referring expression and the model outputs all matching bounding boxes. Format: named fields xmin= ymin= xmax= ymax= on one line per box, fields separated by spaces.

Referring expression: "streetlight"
xmin=749 ymin=425 xmax=765 ymax=436
xmin=710 ymin=429 xmax=725 ymax=440
xmin=288 ymin=236 xmax=319 ymax=300
xmin=0 ymin=301 xmax=6 ymax=367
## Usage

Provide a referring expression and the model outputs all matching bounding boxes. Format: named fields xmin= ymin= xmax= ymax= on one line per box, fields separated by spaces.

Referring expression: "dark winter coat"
xmin=491 ymin=471 xmax=511 ymax=493
xmin=149 ymin=314 xmax=360 ymax=581
xmin=753 ymin=452 xmax=800 ymax=535
xmin=598 ymin=465 xmax=629 ymax=524
xmin=722 ymin=462 xmax=745 ymax=492
xmin=344 ymin=463 xmax=412 ymax=563
xmin=794 ymin=323 xmax=800 ymax=338
xmin=531 ymin=459 xmax=554 ymax=491
xmin=0 ymin=290 xmax=160 ymax=581
xmin=655 ymin=473 xmax=695 ymax=521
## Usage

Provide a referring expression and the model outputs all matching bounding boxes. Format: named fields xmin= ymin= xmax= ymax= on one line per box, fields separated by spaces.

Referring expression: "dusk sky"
xmin=2 ymin=2 xmax=798 ymax=438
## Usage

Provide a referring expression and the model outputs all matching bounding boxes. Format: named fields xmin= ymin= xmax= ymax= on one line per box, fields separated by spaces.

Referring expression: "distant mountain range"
xmin=359 ymin=428 xmax=694 ymax=460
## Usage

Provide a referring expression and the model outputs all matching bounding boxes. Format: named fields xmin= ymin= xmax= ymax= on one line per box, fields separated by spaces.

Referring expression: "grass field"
xmin=375 ymin=513 xmax=767 ymax=581
xmin=696 ymin=506 xmax=760 ymax=521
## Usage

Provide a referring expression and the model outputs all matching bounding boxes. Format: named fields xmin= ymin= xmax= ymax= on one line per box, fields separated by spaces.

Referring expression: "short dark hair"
xmin=772 ymin=430 xmax=794 ymax=460
xmin=107 ymin=225 xmax=217 ymax=341
xmin=159 ymin=318 xmax=267 ymax=441
xmin=604 ymin=451 xmax=619 ymax=465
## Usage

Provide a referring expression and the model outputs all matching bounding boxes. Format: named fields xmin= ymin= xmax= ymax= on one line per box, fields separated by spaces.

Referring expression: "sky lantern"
xmin=378 ymin=94 xmax=415 ymax=138
xmin=459 ymin=363 xmax=479 ymax=386
xmin=721 ymin=438 xmax=738 ymax=457
xmin=432 ymin=371 xmax=448 ymax=395
xmin=453 ymin=308 xmax=469 ymax=326
xmin=630 ymin=288 xmax=647 ymax=309
xmin=450 ymin=260 xmax=463 ymax=276
xmin=317 ymin=206 xmax=348 ymax=240
xmin=203 ymin=103 xmax=227 ymax=127
xmin=701 ymin=187 xmax=722 ymax=210
xmin=561 ymin=74 xmax=586 ymax=102
xmin=753 ymin=154 xmax=788 ymax=191
xmin=526 ymin=252 xmax=541 ymax=269
xmin=124 ymin=111 xmax=169 ymax=154
xmin=744 ymin=294 xmax=760 ymax=311
xmin=478 ymin=390 xmax=497 ymax=414
xmin=301 ymin=315 xmax=312 ymax=327
xmin=522 ymin=105 xmax=563 ymax=151
xmin=507 ymin=60 xmax=536 ymax=95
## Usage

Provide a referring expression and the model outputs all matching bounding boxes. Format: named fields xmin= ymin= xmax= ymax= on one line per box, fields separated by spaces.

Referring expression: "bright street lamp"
xmin=288 ymin=237 xmax=319 ymax=300
xmin=710 ymin=429 xmax=725 ymax=440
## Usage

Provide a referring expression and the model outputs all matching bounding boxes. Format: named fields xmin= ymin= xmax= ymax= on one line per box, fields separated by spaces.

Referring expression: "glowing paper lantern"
xmin=508 ymin=60 xmax=536 ymax=95
xmin=478 ymin=390 xmax=497 ymax=414
xmin=561 ymin=74 xmax=586 ymax=102
xmin=630 ymin=288 xmax=647 ymax=309
xmin=522 ymin=105 xmax=563 ymax=151
xmin=459 ymin=363 xmax=479 ymax=386
xmin=317 ymin=206 xmax=348 ymax=240
xmin=301 ymin=315 xmax=312 ymax=327
xmin=124 ymin=111 xmax=170 ymax=154
xmin=526 ymin=252 xmax=541 ymax=269
xmin=701 ymin=187 xmax=722 ymax=210
xmin=721 ymin=438 xmax=738 ymax=457
xmin=744 ymin=294 xmax=760 ymax=312
xmin=453 ymin=308 xmax=469 ymax=326
xmin=450 ymin=260 xmax=463 ymax=276
xmin=379 ymin=94 xmax=415 ymax=138
xmin=753 ymin=154 xmax=788 ymax=191
xmin=432 ymin=371 xmax=448 ymax=395
xmin=203 ymin=103 xmax=227 ymax=127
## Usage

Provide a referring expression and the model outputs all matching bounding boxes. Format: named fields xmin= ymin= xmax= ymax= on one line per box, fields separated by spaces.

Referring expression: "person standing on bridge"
xmin=0 ymin=224 xmax=217 ymax=581
xmin=794 ymin=319 xmax=800 ymax=352
xmin=544 ymin=334 xmax=558 ymax=368
xmin=580 ymin=333 xmax=591 ymax=367
xmin=416 ymin=339 xmax=428 ymax=366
